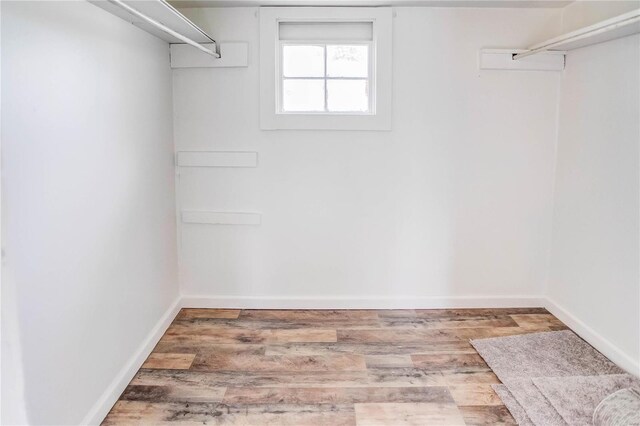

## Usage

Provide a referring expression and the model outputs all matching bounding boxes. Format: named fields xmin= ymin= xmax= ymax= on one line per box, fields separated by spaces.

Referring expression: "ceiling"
xmin=169 ymin=0 xmax=572 ymax=8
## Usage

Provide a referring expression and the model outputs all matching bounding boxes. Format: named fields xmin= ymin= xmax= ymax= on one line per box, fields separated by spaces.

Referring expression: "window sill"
xmin=262 ymin=112 xmax=391 ymax=131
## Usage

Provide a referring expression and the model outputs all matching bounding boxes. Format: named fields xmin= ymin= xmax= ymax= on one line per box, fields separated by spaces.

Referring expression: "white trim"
xmin=259 ymin=7 xmax=392 ymax=130
xmin=182 ymin=295 xmax=545 ymax=310
xmin=544 ymin=297 xmax=640 ymax=377
xmin=80 ymin=297 xmax=182 ymax=425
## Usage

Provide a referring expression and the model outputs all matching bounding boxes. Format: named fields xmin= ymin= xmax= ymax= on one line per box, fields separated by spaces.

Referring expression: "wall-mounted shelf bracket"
xmin=171 ymin=42 xmax=249 ymax=68
xmin=479 ymin=49 xmax=565 ymax=71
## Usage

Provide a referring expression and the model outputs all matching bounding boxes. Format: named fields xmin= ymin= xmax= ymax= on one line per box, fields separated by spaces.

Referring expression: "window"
xmin=260 ymin=8 xmax=392 ymax=130
xmin=281 ymin=44 xmax=370 ymax=113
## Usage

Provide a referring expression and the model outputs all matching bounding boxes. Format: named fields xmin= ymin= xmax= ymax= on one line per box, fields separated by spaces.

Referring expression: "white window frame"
xmin=260 ymin=7 xmax=392 ymax=131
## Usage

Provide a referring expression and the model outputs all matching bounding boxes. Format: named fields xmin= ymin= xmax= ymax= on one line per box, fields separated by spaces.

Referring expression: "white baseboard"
xmin=81 ymin=296 xmax=182 ymax=425
xmin=181 ymin=295 xmax=546 ymax=310
xmin=544 ymin=297 xmax=640 ymax=377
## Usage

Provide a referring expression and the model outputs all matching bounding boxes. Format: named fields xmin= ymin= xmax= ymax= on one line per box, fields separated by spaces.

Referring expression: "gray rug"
xmin=471 ymin=330 xmax=624 ymax=426
xmin=470 ymin=330 xmax=622 ymax=378
xmin=492 ymin=384 xmax=534 ymax=426
xmin=503 ymin=378 xmax=567 ymax=425
xmin=593 ymin=387 xmax=640 ymax=426
xmin=533 ymin=374 xmax=640 ymax=426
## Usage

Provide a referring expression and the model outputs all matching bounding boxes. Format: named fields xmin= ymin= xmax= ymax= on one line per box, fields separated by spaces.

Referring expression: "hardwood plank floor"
xmin=103 ymin=307 xmax=567 ymax=425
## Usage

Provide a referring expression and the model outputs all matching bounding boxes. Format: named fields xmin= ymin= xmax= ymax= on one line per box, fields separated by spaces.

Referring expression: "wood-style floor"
xmin=103 ymin=308 xmax=568 ymax=425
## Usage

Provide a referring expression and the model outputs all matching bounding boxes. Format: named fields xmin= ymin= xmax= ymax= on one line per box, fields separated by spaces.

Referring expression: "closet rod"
xmin=107 ymin=0 xmax=220 ymax=58
xmin=513 ymin=11 xmax=640 ymax=60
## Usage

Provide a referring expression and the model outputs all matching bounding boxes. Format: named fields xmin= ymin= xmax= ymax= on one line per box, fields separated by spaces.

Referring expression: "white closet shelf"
xmin=514 ymin=8 xmax=640 ymax=59
xmin=90 ymin=0 xmax=219 ymax=57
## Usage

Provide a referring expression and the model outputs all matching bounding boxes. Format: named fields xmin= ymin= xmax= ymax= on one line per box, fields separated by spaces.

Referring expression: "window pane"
xmin=282 ymin=79 xmax=325 ymax=112
xmin=282 ymin=45 xmax=324 ymax=77
xmin=326 ymin=45 xmax=368 ymax=78
xmin=327 ymin=80 xmax=369 ymax=112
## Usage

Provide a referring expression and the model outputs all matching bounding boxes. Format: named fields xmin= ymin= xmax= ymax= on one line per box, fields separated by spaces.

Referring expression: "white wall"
xmin=175 ymin=7 xmax=563 ymax=306
xmin=547 ymin=33 xmax=640 ymax=375
xmin=1 ymin=1 xmax=179 ymax=424
xmin=1 ymin=2 xmax=637 ymax=424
